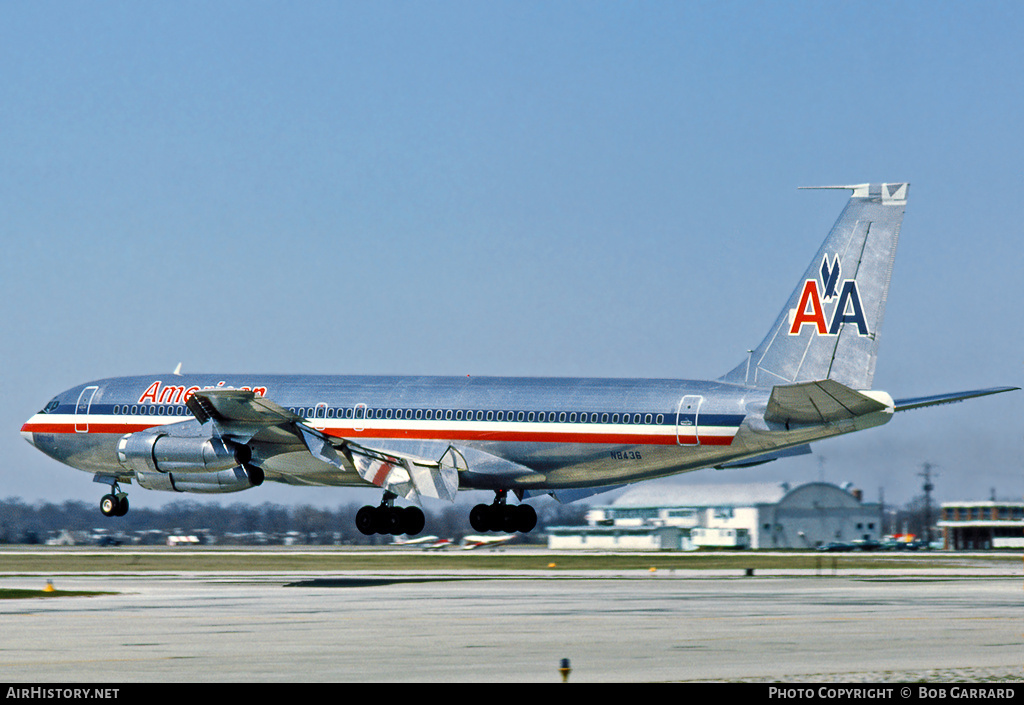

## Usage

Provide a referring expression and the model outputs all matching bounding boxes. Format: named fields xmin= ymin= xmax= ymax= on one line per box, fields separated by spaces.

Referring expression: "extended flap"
xmin=348 ymin=443 xmax=459 ymax=503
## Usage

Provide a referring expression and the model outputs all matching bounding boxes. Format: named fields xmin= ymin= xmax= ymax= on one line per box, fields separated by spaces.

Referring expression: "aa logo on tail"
xmin=788 ymin=255 xmax=870 ymax=337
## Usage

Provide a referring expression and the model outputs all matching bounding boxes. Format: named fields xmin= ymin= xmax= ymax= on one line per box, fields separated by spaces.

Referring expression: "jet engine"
xmin=134 ymin=465 xmax=265 ymax=493
xmin=117 ymin=431 xmax=250 ymax=475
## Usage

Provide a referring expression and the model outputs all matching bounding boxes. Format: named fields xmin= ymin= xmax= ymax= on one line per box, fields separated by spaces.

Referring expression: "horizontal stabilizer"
xmin=893 ymin=386 xmax=1019 ymax=412
xmin=765 ymin=379 xmax=890 ymax=425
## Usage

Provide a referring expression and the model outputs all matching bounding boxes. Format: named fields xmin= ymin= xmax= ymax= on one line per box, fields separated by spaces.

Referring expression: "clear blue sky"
xmin=2 ymin=1 xmax=1021 ymax=511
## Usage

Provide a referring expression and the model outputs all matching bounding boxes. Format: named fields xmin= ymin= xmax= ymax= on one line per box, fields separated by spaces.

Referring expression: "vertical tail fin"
xmin=720 ymin=183 xmax=908 ymax=389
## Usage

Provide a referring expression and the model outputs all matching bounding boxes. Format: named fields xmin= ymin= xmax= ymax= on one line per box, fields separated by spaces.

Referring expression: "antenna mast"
xmin=917 ymin=462 xmax=938 ymax=547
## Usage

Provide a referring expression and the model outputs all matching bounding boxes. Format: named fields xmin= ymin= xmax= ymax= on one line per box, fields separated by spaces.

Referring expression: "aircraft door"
xmin=676 ymin=395 xmax=703 ymax=446
xmin=353 ymin=403 xmax=367 ymax=433
xmin=314 ymin=402 xmax=328 ymax=431
xmin=75 ymin=386 xmax=99 ymax=433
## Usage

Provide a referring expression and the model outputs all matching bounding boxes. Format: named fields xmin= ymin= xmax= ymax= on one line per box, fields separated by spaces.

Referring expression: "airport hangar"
xmin=546 ymin=481 xmax=881 ymax=550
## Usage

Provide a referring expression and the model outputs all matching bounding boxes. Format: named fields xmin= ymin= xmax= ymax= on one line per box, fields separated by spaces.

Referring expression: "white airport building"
xmin=546 ymin=481 xmax=882 ymax=550
xmin=938 ymin=501 xmax=1024 ymax=550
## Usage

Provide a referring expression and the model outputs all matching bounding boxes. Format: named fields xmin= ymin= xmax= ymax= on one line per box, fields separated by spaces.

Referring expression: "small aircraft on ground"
xmin=391 ymin=535 xmax=453 ymax=550
xmin=461 ymin=535 xmax=516 ymax=550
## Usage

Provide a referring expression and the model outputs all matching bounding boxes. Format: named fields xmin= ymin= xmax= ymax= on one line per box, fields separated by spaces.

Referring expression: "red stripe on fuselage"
xmin=20 ymin=421 xmax=735 ymax=446
xmin=22 ymin=422 xmax=163 ymax=434
xmin=322 ymin=427 xmax=731 ymax=445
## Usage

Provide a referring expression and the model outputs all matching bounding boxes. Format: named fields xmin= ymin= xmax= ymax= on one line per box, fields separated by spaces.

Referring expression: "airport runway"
xmin=0 ymin=568 xmax=1020 ymax=683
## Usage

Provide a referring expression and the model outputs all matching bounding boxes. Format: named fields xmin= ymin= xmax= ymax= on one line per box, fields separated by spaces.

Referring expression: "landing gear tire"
xmin=100 ymin=494 xmax=118 ymax=517
xmin=100 ymin=494 xmax=128 ymax=518
xmin=501 ymin=506 xmax=520 ymax=533
xmin=470 ymin=504 xmax=492 ymax=533
xmin=516 ymin=503 xmax=537 ymax=533
xmin=402 ymin=506 xmax=425 ymax=536
xmin=355 ymin=506 xmax=377 ymax=535
xmin=376 ymin=507 xmax=403 ymax=535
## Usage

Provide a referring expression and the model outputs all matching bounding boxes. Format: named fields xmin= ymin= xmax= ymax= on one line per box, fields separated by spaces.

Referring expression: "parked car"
xmin=816 ymin=541 xmax=854 ymax=552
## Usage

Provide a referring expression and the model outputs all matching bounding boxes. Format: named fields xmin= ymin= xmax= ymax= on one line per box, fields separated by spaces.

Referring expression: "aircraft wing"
xmin=186 ymin=389 xmax=303 ymax=445
xmin=892 ymin=386 xmax=1020 ymax=412
xmin=764 ymin=379 xmax=890 ymax=425
xmin=186 ymin=389 xmax=459 ymax=502
xmin=187 ymin=389 xmax=297 ymax=425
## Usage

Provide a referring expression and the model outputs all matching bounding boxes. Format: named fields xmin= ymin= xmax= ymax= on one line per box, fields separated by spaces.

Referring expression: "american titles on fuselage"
xmin=137 ymin=380 xmax=268 ymax=405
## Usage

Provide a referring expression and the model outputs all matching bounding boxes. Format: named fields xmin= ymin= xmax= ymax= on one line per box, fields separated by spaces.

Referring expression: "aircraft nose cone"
xmin=21 ymin=422 xmax=37 ymax=447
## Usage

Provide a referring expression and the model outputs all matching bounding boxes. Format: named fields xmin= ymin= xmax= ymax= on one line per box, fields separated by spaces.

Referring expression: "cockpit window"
xmin=39 ymin=398 xmax=60 ymax=414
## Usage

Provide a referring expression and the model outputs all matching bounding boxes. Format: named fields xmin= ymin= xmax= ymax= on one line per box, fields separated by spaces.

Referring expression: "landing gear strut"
xmin=99 ymin=481 xmax=129 ymax=517
xmin=356 ymin=491 xmax=425 ymax=537
xmin=470 ymin=490 xmax=537 ymax=534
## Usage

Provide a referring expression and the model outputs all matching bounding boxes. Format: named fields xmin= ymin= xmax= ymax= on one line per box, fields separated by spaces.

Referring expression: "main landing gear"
xmin=99 ymin=482 xmax=129 ymax=517
xmin=470 ymin=490 xmax=537 ymax=534
xmin=356 ymin=492 xmax=426 ymax=537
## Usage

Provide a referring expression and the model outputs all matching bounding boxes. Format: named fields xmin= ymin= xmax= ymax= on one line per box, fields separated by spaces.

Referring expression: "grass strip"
xmin=0 ymin=549 xmax=1016 ymax=574
xmin=0 ymin=588 xmax=117 ymax=599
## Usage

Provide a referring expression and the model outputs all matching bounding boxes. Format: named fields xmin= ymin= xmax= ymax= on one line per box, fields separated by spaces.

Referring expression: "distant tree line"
xmin=0 ymin=497 xmax=589 ymax=546
xmin=0 ymin=494 xmax=950 ymax=546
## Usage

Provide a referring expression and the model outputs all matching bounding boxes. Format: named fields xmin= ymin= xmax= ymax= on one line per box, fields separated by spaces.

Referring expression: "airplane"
xmin=461 ymin=535 xmax=515 ymax=550
xmin=21 ymin=183 xmax=1018 ymax=538
xmin=391 ymin=535 xmax=453 ymax=550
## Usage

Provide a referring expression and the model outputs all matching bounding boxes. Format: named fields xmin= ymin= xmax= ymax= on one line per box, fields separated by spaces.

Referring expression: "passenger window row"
xmin=288 ymin=407 xmax=668 ymax=426
xmin=111 ymin=404 xmax=188 ymax=416
xmin=99 ymin=404 xmax=677 ymax=426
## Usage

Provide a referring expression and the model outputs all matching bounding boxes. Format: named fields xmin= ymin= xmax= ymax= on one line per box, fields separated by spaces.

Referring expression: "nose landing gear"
xmin=99 ymin=481 xmax=129 ymax=517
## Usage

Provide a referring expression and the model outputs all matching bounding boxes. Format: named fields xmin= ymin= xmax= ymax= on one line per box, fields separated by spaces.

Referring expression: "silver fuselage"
xmin=21 ymin=373 xmax=892 ymax=496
